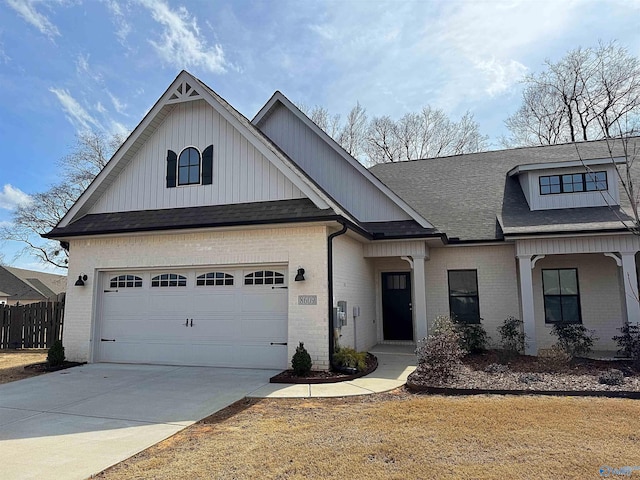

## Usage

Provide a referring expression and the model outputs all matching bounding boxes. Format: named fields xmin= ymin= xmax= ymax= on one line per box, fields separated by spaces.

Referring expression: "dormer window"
xmin=539 ymin=171 xmax=607 ymax=195
xmin=178 ymin=147 xmax=201 ymax=185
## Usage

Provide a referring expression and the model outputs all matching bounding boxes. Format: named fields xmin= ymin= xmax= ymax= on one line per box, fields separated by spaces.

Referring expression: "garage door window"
xmin=151 ymin=273 xmax=187 ymax=287
xmin=110 ymin=275 xmax=142 ymax=288
xmin=244 ymin=270 xmax=284 ymax=286
xmin=196 ymin=272 xmax=234 ymax=286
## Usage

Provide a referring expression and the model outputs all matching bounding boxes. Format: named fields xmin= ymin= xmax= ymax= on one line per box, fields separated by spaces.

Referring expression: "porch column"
xmin=517 ymin=255 xmax=538 ymax=355
xmin=412 ymin=255 xmax=428 ymax=341
xmin=620 ymin=252 xmax=640 ymax=325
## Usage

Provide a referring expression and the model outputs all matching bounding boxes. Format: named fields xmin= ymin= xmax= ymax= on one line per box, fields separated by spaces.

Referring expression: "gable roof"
xmin=370 ymin=138 xmax=640 ymax=241
xmin=0 ymin=266 xmax=66 ymax=301
xmin=57 ymin=71 xmax=357 ymax=229
xmin=252 ymin=91 xmax=434 ymax=229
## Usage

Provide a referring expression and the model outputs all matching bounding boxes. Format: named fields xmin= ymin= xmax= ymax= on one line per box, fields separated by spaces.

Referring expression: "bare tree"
xmin=2 ymin=131 xmax=125 ymax=269
xmin=337 ymin=102 xmax=368 ymax=160
xmin=504 ymin=41 xmax=640 ymax=147
xmin=296 ymin=104 xmax=342 ymax=140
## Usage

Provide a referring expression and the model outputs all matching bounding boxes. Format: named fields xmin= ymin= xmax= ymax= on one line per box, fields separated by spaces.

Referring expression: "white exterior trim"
xmin=507 ymin=156 xmax=626 ymax=176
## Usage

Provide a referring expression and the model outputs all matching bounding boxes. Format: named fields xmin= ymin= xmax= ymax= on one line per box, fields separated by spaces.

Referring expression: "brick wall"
xmin=64 ymin=225 xmax=331 ymax=368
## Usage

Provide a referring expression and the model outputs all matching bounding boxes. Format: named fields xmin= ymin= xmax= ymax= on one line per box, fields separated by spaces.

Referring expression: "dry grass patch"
xmin=0 ymin=350 xmax=47 ymax=384
xmin=97 ymin=389 xmax=640 ymax=480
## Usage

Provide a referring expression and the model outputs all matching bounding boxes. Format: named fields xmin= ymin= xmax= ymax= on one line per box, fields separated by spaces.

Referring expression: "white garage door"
xmin=95 ymin=267 xmax=288 ymax=369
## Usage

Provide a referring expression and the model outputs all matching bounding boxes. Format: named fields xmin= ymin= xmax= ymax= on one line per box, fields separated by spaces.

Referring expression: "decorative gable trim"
xmin=57 ymin=71 xmax=354 ymax=229
xmin=252 ymin=92 xmax=434 ymax=229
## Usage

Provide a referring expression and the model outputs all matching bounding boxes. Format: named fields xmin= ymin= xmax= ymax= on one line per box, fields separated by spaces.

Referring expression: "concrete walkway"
xmin=248 ymin=344 xmax=417 ymax=398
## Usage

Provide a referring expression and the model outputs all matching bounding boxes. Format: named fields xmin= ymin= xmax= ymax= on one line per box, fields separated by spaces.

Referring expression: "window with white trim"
xmin=244 ymin=270 xmax=285 ymax=286
xmin=178 ymin=147 xmax=200 ymax=185
xmin=110 ymin=275 xmax=142 ymax=288
xmin=196 ymin=272 xmax=234 ymax=286
xmin=539 ymin=171 xmax=607 ymax=195
xmin=542 ymin=269 xmax=581 ymax=324
xmin=151 ymin=273 xmax=187 ymax=287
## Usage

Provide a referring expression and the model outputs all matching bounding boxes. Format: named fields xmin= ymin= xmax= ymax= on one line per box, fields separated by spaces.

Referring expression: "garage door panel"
xmin=97 ymin=267 xmax=288 ymax=368
xmin=241 ymin=292 xmax=287 ymax=311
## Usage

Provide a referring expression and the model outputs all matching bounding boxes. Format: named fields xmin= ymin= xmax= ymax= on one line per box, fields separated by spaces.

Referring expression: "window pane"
xmin=550 ymin=183 xmax=561 ymax=193
xmin=540 ymin=177 xmax=550 ymax=186
xmin=541 ymin=185 xmax=550 ymax=195
xmin=550 ymin=176 xmax=560 ymax=185
xmin=189 ymin=148 xmax=199 ymax=166
xmin=559 ymin=269 xmax=578 ymax=294
xmin=450 ymin=297 xmax=480 ymax=324
xmin=189 ymin=165 xmax=199 ymax=183
xmin=542 ymin=270 xmax=560 ymax=295
xmin=544 ymin=296 xmax=562 ymax=323
xmin=561 ymin=296 xmax=580 ymax=323
xmin=178 ymin=151 xmax=190 ymax=166
xmin=449 ymin=271 xmax=477 ymax=296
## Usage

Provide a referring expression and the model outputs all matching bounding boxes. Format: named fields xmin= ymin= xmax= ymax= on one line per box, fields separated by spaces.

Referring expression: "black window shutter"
xmin=166 ymin=150 xmax=177 ymax=188
xmin=202 ymin=144 xmax=213 ymax=185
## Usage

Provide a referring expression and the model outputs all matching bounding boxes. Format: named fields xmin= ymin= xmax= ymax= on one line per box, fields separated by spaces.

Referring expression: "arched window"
xmin=244 ymin=270 xmax=285 ymax=286
xmin=196 ymin=272 xmax=234 ymax=286
xmin=178 ymin=147 xmax=200 ymax=185
xmin=151 ymin=273 xmax=187 ymax=287
xmin=110 ymin=275 xmax=143 ymax=288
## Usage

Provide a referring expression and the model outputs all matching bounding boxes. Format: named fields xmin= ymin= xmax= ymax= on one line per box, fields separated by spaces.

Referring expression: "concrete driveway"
xmin=0 ymin=363 xmax=276 ymax=480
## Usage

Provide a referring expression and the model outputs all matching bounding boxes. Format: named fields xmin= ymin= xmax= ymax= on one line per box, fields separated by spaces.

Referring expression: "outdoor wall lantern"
xmin=295 ymin=267 xmax=306 ymax=282
xmin=74 ymin=274 xmax=88 ymax=287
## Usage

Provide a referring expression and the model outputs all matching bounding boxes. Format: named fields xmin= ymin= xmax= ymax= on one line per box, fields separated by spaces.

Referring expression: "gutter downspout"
xmin=327 ymin=221 xmax=348 ymax=367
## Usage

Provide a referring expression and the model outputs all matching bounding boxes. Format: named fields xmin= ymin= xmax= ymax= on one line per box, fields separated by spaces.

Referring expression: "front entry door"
xmin=381 ymin=272 xmax=413 ymax=341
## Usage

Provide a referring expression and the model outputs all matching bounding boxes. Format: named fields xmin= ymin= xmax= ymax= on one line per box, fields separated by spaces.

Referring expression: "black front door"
xmin=381 ymin=272 xmax=413 ymax=341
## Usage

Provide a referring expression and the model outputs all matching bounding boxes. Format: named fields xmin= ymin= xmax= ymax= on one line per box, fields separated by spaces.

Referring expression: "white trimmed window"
xmin=244 ymin=270 xmax=285 ymax=286
xmin=151 ymin=273 xmax=187 ymax=287
xmin=196 ymin=272 xmax=234 ymax=286
xmin=110 ymin=275 xmax=142 ymax=288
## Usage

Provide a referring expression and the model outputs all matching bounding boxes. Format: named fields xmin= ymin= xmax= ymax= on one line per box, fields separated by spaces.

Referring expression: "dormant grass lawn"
xmin=97 ymin=389 xmax=640 ymax=480
xmin=0 ymin=350 xmax=47 ymax=384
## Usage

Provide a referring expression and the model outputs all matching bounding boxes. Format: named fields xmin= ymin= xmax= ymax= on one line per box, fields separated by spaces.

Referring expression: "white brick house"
xmin=47 ymin=71 xmax=640 ymax=369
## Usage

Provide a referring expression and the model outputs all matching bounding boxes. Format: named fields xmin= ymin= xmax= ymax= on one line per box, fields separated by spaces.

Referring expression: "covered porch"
xmin=516 ymin=235 xmax=640 ymax=355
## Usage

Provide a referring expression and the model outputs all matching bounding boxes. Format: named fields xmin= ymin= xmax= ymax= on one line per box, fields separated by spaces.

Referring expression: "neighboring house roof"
xmin=0 ymin=266 xmax=66 ymax=302
xmin=370 ymin=138 xmax=640 ymax=241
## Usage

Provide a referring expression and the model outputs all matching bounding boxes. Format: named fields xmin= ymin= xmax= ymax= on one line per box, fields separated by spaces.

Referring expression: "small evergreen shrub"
xmin=498 ymin=316 xmax=526 ymax=355
xmin=551 ymin=322 xmax=597 ymax=358
xmin=415 ymin=315 xmax=465 ymax=383
xmin=454 ymin=321 xmax=489 ymax=354
xmin=333 ymin=347 xmax=367 ymax=371
xmin=291 ymin=342 xmax=312 ymax=376
xmin=599 ymin=369 xmax=625 ymax=386
xmin=47 ymin=340 xmax=65 ymax=367
xmin=612 ymin=324 xmax=640 ymax=365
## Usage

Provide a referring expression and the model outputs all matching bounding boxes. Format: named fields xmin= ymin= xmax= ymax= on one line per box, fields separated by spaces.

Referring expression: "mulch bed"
xmin=407 ymin=350 xmax=640 ymax=397
xmin=24 ymin=361 xmax=86 ymax=373
xmin=270 ymin=353 xmax=378 ymax=384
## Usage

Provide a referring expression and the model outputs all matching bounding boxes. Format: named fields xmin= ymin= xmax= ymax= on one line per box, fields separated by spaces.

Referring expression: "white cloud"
xmin=105 ymin=0 xmax=131 ymax=44
xmin=0 ymin=185 xmax=31 ymax=210
xmin=139 ymin=0 xmax=227 ymax=73
xmin=95 ymin=101 xmax=107 ymax=113
xmin=6 ymin=0 xmax=61 ymax=39
xmin=474 ymin=57 xmax=528 ymax=97
xmin=49 ymin=87 xmax=102 ymax=131
xmin=75 ymin=53 xmax=102 ymax=82
xmin=110 ymin=120 xmax=129 ymax=136
xmin=106 ymin=90 xmax=127 ymax=115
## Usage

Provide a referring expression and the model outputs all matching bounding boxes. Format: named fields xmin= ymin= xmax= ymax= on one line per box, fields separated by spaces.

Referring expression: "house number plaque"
xmin=298 ymin=295 xmax=317 ymax=305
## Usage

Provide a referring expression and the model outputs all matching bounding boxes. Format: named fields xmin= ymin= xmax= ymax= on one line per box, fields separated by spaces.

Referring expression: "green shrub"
xmin=498 ymin=316 xmax=526 ymax=355
xmin=612 ymin=324 xmax=640 ymax=365
xmin=415 ymin=315 xmax=465 ymax=383
xmin=551 ymin=322 xmax=597 ymax=358
xmin=291 ymin=342 xmax=312 ymax=376
xmin=47 ymin=340 xmax=65 ymax=367
xmin=454 ymin=322 xmax=489 ymax=354
xmin=333 ymin=347 xmax=367 ymax=371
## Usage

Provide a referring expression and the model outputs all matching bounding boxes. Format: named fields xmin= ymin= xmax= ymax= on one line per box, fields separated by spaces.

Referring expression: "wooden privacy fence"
xmin=0 ymin=299 xmax=64 ymax=349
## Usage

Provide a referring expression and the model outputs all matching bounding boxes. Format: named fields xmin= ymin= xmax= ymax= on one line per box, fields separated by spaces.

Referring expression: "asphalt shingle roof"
xmin=370 ymin=138 xmax=640 ymax=241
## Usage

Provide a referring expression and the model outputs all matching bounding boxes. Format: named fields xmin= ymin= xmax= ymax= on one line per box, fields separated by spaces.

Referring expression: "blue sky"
xmin=0 ymin=0 xmax=639 ymax=272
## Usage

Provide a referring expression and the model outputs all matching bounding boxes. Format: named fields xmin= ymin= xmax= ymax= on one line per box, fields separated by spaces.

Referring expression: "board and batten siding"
xmin=258 ymin=104 xmax=412 ymax=223
xmin=90 ymin=100 xmax=305 ymax=214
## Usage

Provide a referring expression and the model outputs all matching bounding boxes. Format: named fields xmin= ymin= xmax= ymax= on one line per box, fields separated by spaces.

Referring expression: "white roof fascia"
xmin=252 ymin=92 xmax=434 ymax=229
xmin=507 ymin=157 xmax=627 ymax=177
xmin=59 ymin=71 xmax=353 ymax=228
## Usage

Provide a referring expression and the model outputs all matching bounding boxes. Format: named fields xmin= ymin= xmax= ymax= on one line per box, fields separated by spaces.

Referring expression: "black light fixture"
xmin=294 ymin=267 xmax=305 ymax=282
xmin=74 ymin=274 xmax=88 ymax=287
